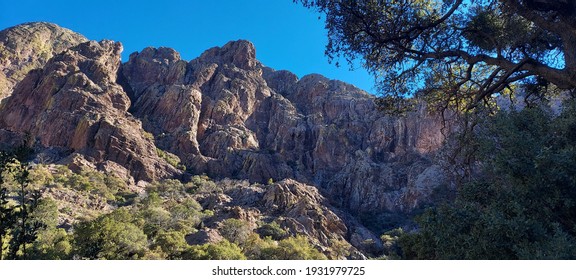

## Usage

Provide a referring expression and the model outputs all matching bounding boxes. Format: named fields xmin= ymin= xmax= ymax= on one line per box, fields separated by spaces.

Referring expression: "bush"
xmin=182 ymin=240 xmax=246 ymax=260
xmin=257 ymin=222 xmax=288 ymax=241
xmin=219 ymin=218 xmax=252 ymax=244
xmin=73 ymin=208 xmax=148 ymax=260
xmin=262 ymin=235 xmax=327 ymax=260
xmin=400 ymin=104 xmax=576 ymax=259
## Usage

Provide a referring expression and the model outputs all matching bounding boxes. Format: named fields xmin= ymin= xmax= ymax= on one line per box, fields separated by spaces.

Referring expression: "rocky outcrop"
xmin=120 ymin=40 xmax=449 ymax=214
xmin=0 ymin=39 xmax=177 ymax=181
xmin=0 ymin=22 xmax=450 ymax=220
xmin=185 ymin=229 xmax=223 ymax=245
xmin=193 ymin=179 xmax=373 ymax=258
xmin=262 ymin=179 xmax=348 ymax=246
xmin=0 ymin=22 xmax=87 ymax=99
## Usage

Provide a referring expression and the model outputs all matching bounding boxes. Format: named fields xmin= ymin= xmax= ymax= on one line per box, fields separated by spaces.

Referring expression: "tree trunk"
xmin=562 ymin=33 xmax=576 ymax=82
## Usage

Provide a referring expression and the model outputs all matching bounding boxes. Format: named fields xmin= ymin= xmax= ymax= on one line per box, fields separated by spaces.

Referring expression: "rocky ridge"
xmin=0 ymin=22 xmax=87 ymax=99
xmin=0 ymin=22 xmax=451 ymax=256
xmin=0 ymin=36 xmax=177 ymax=181
xmin=121 ymin=39 xmax=449 ymax=214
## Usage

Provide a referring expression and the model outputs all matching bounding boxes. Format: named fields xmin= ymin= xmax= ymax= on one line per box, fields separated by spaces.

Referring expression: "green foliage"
xmin=140 ymin=206 xmax=173 ymax=237
xmin=256 ymin=221 xmax=288 ymax=241
xmin=143 ymin=131 xmax=154 ymax=141
xmin=241 ymin=233 xmax=277 ymax=259
xmin=73 ymin=208 xmax=148 ymax=260
xmin=329 ymin=238 xmax=352 ymax=260
xmin=380 ymin=228 xmax=403 ymax=259
xmin=296 ymin=0 xmax=576 ymax=112
xmin=52 ymin=166 xmax=129 ymax=203
xmin=182 ymin=240 xmax=246 ymax=260
xmin=400 ymin=103 xmax=576 ymax=259
xmin=0 ymin=147 xmax=46 ymax=260
xmin=190 ymin=175 xmax=219 ymax=193
xmin=153 ymin=230 xmax=189 ymax=259
xmin=138 ymin=189 xmax=204 ymax=237
xmin=29 ymin=199 xmax=72 ymax=259
xmin=0 ymin=152 xmax=17 ymax=259
xmin=0 ymin=157 xmax=334 ymax=260
xmin=31 ymin=228 xmax=72 ymax=260
xmin=148 ymin=179 xmax=199 ymax=197
xmin=219 ymin=218 xmax=252 ymax=244
xmin=262 ymin=235 xmax=327 ymax=260
xmin=156 ymin=148 xmax=186 ymax=171
xmin=232 ymin=232 xmax=330 ymax=260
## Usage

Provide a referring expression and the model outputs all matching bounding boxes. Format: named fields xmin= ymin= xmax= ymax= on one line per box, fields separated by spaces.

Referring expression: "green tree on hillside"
xmin=262 ymin=235 xmax=328 ymax=260
xmin=219 ymin=218 xmax=252 ymax=245
xmin=400 ymin=102 xmax=576 ymax=259
xmin=29 ymin=198 xmax=72 ymax=259
xmin=73 ymin=208 xmax=148 ymax=260
xmin=0 ymin=146 xmax=45 ymax=260
xmin=182 ymin=240 xmax=247 ymax=260
xmin=296 ymin=0 xmax=576 ymax=111
xmin=0 ymin=152 xmax=16 ymax=260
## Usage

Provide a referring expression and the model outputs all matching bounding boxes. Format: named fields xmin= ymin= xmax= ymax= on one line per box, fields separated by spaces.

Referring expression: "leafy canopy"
xmin=296 ymin=0 xmax=576 ymax=111
xmin=399 ymin=102 xmax=576 ymax=259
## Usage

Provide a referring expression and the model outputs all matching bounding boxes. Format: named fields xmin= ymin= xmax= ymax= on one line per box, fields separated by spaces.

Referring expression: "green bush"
xmin=262 ymin=235 xmax=327 ymax=260
xmin=182 ymin=240 xmax=246 ymax=260
xmin=219 ymin=218 xmax=252 ymax=244
xmin=73 ymin=208 xmax=148 ymax=260
xmin=257 ymin=222 xmax=288 ymax=241
xmin=400 ymin=103 xmax=576 ymax=259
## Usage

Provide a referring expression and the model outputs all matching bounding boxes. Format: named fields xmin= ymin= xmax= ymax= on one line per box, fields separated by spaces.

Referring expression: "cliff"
xmin=0 ymin=22 xmax=452 ymax=256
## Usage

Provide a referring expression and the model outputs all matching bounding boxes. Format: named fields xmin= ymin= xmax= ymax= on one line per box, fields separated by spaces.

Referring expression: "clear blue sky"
xmin=0 ymin=0 xmax=376 ymax=94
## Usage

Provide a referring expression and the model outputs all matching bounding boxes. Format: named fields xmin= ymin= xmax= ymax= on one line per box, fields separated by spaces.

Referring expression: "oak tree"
xmin=296 ymin=0 xmax=576 ymax=111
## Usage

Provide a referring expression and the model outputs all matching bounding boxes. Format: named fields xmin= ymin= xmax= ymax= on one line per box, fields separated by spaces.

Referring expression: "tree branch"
xmin=415 ymin=50 xmax=576 ymax=89
xmin=501 ymin=0 xmax=568 ymax=34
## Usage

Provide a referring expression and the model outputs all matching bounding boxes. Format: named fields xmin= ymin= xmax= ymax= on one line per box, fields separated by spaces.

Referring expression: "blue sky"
xmin=0 ymin=0 xmax=376 ymax=93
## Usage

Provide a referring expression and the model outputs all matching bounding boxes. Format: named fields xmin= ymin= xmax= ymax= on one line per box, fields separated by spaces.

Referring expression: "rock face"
xmin=121 ymin=39 xmax=449 ymax=214
xmin=0 ymin=22 xmax=87 ymax=99
xmin=0 ymin=39 xmax=177 ymax=181
xmin=193 ymin=179 xmax=373 ymax=258
xmin=0 ymin=22 xmax=450 ymax=223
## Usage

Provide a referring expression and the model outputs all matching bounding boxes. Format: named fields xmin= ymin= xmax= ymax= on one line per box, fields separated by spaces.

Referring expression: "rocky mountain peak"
xmin=0 ymin=22 xmax=87 ymax=99
xmin=66 ymin=40 xmax=124 ymax=87
xmin=198 ymin=40 xmax=257 ymax=70
xmin=129 ymin=46 xmax=182 ymax=63
xmin=121 ymin=46 xmax=186 ymax=99
xmin=0 ymin=37 xmax=178 ymax=181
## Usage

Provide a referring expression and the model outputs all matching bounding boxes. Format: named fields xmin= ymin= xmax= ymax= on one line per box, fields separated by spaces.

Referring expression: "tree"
xmin=182 ymin=240 xmax=247 ymax=260
xmin=399 ymin=102 xmax=576 ymax=259
xmin=296 ymin=0 xmax=576 ymax=111
xmin=153 ymin=230 xmax=189 ymax=259
xmin=256 ymin=221 xmax=288 ymax=241
xmin=219 ymin=218 xmax=252 ymax=245
xmin=329 ymin=238 xmax=352 ymax=259
xmin=0 ymin=145 xmax=44 ymax=260
xmin=8 ymin=158 xmax=44 ymax=259
xmin=0 ymin=152 xmax=16 ymax=260
xmin=73 ymin=208 xmax=148 ymax=260
xmin=262 ymin=235 xmax=328 ymax=260
xmin=29 ymin=198 xmax=72 ymax=259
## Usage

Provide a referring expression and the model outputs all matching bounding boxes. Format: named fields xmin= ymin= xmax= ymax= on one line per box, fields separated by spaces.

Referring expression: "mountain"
xmin=0 ymin=22 xmax=451 ymax=258
xmin=0 ymin=22 xmax=87 ymax=100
